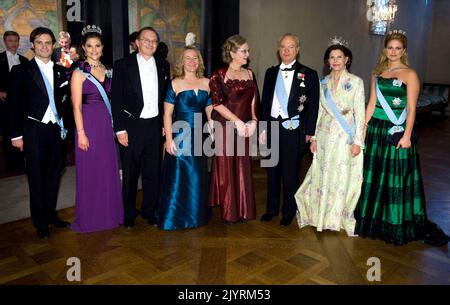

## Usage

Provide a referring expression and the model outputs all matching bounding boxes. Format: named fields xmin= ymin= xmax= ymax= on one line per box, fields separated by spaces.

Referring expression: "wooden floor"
xmin=0 ymin=114 xmax=449 ymax=285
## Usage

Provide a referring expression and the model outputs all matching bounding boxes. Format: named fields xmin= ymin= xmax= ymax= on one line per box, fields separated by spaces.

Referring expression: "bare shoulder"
xmin=171 ymin=77 xmax=182 ymax=92
xmin=71 ymin=69 xmax=86 ymax=82
xmin=401 ymin=68 xmax=419 ymax=84
xmin=201 ymin=77 xmax=210 ymax=86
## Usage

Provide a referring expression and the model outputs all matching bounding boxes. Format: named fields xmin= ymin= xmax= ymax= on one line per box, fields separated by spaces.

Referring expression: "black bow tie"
xmin=281 ymin=66 xmax=295 ymax=71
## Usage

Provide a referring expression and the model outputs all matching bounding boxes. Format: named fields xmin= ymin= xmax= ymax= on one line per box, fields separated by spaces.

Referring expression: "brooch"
xmin=298 ymin=94 xmax=307 ymax=112
xmin=392 ymin=97 xmax=402 ymax=106
xmin=298 ymin=73 xmax=306 ymax=87
xmin=342 ymin=79 xmax=352 ymax=91
xmin=392 ymin=79 xmax=403 ymax=87
xmin=105 ymin=68 xmax=113 ymax=78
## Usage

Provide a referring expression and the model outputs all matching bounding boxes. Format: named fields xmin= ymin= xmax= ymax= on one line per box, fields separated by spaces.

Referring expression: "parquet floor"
xmin=0 ymin=115 xmax=449 ymax=285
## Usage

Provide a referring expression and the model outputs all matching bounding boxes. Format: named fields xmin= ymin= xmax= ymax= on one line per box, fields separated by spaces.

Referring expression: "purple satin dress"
xmin=72 ymin=62 xmax=123 ymax=233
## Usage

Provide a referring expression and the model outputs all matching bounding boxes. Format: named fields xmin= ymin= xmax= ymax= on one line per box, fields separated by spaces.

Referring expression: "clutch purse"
xmin=386 ymin=131 xmax=417 ymax=146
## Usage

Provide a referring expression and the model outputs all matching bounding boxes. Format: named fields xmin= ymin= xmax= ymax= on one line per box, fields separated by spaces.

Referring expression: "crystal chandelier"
xmin=366 ymin=0 xmax=398 ymax=35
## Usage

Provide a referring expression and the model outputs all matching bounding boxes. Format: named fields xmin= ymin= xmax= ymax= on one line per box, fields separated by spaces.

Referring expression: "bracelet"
xmin=77 ymin=129 xmax=85 ymax=133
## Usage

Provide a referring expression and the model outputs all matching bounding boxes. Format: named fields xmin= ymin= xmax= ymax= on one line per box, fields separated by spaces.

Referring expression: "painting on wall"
xmin=128 ymin=0 xmax=201 ymax=66
xmin=0 ymin=0 xmax=60 ymax=58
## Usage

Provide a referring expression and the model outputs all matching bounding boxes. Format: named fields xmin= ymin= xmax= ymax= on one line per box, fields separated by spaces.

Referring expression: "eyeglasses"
xmin=140 ymin=38 xmax=158 ymax=45
xmin=236 ymin=49 xmax=249 ymax=54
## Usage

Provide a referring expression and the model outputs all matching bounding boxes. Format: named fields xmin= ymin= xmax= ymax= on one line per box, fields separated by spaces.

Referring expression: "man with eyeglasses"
xmin=111 ymin=26 xmax=170 ymax=228
xmin=259 ymin=33 xmax=320 ymax=226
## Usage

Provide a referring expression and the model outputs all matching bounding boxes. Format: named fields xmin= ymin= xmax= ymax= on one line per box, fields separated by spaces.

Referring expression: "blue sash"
xmin=375 ymin=78 xmax=407 ymax=135
xmin=77 ymin=69 xmax=112 ymax=117
xmin=39 ymin=68 xmax=67 ymax=140
xmin=276 ymin=70 xmax=300 ymax=130
xmin=322 ymin=80 xmax=355 ymax=144
xmin=275 ymin=69 xmax=289 ymax=116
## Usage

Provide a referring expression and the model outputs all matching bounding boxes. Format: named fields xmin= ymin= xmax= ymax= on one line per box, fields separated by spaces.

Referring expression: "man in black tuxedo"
xmin=112 ymin=27 xmax=170 ymax=228
xmin=0 ymin=31 xmax=28 ymax=172
xmin=9 ymin=27 xmax=70 ymax=238
xmin=259 ymin=33 xmax=319 ymax=226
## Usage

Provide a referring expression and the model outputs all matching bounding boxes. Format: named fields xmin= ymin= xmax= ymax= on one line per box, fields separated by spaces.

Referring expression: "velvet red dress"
xmin=209 ymin=67 xmax=259 ymax=222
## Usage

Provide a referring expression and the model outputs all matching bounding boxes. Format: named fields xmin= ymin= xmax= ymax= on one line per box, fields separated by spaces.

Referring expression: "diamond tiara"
xmin=327 ymin=36 xmax=349 ymax=47
xmin=388 ymin=29 xmax=406 ymax=36
xmin=81 ymin=25 xmax=102 ymax=36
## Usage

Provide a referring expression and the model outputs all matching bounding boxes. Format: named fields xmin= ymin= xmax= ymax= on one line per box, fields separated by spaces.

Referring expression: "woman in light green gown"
xmin=295 ymin=40 xmax=365 ymax=236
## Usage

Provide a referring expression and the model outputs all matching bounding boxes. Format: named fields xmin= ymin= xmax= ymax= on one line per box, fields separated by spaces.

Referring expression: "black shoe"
xmin=124 ymin=218 xmax=135 ymax=228
xmin=37 ymin=227 xmax=50 ymax=239
xmin=146 ymin=216 xmax=157 ymax=226
xmin=280 ymin=215 xmax=294 ymax=227
xmin=51 ymin=219 xmax=71 ymax=228
xmin=261 ymin=213 xmax=277 ymax=222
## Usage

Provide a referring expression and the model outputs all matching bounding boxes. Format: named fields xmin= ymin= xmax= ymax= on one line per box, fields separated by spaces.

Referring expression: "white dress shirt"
xmin=6 ymin=50 xmax=21 ymax=72
xmin=271 ymin=60 xmax=296 ymax=119
xmin=137 ymin=54 xmax=159 ymax=119
xmin=35 ymin=57 xmax=57 ymax=124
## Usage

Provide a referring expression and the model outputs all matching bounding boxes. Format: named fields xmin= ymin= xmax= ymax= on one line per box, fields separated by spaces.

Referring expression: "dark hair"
xmin=81 ymin=32 xmax=103 ymax=46
xmin=128 ymin=31 xmax=138 ymax=43
xmin=3 ymin=31 xmax=20 ymax=41
xmin=323 ymin=44 xmax=352 ymax=69
xmin=155 ymin=41 xmax=168 ymax=59
xmin=137 ymin=26 xmax=160 ymax=42
xmin=30 ymin=27 xmax=56 ymax=44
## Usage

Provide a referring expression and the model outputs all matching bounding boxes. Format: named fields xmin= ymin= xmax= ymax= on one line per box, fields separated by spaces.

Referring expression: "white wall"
xmin=240 ymin=0 xmax=442 ymax=97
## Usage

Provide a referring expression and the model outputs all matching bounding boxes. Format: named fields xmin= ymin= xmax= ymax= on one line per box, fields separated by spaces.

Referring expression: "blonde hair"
xmin=373 ymin=32 xmax=409 ymax=75
xmin=58 ymin=31 xmax=71 ymax=41
xmin=173 ymin=46 xmax=205 ymax=79
xmin=221 ymin=35 xmax=247 ymax=64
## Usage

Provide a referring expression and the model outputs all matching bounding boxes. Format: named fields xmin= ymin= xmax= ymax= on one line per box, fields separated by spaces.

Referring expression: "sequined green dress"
xmin=354 ymin=77 xmax=448 ymax=246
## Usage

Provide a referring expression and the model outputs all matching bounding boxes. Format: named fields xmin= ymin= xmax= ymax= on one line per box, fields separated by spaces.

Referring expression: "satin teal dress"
xmin=158 ymin=83 xmax=212 ymax=230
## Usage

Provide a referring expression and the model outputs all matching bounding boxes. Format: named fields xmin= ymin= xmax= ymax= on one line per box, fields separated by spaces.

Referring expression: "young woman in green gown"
xmin=354 ymin=30 xmax=449 ymax=246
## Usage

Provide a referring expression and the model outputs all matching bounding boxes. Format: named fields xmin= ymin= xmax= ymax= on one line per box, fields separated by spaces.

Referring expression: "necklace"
xmin=386 ymin=66 xmax=403 ymax=72
xmin=229 ymin=65 xmax=243 ymax=73
xmin=88 ymin=61 xmax=104 ymax=69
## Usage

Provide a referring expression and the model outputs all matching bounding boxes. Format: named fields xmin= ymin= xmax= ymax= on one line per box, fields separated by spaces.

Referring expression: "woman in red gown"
xmin=209 ymin=35 xmax=259 ymax=223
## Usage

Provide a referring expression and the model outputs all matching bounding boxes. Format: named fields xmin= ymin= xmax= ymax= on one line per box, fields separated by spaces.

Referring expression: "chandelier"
xmin=366 ymin=0 xmax=398 ymax=35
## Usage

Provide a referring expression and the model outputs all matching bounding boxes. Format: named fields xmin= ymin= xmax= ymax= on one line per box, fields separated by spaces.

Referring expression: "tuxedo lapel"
xmin=30 ymin=59 xmax=49 ymax=100
xmin=267 ymin=66 xmax=279 ymax=110
xmin=129 ymin=54 xmax=144 ymax=104
xmin=287 ymin=62 xmax=301 ymax=106
xmin=155 ymin=58 xmax=164 ymax=102
xmin=0 ymin=52 xmax=8 ymax=74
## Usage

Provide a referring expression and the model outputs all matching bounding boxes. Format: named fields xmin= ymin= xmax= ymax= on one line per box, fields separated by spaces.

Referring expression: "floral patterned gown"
xmin=294 ymin=70 xmax=365 ymax=236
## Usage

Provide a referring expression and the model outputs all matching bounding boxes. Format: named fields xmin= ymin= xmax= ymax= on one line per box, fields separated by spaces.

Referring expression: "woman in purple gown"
xmin=70 ymin=25 xmax=123 ymax=233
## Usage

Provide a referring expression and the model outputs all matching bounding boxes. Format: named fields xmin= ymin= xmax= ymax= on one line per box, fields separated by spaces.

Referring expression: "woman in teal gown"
xmin=354 ymin=30 xmax=449 ymax=246
xmin=158 ymin=47 xmax=213 ymax=230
